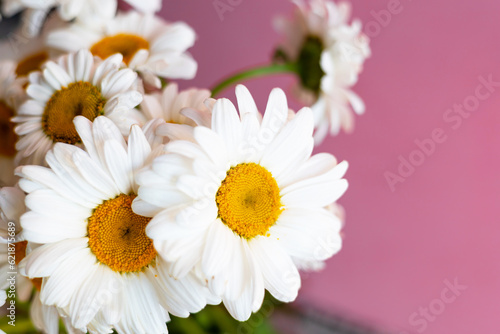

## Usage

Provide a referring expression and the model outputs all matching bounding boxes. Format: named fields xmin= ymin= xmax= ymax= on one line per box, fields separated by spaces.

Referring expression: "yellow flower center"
xmin=216 ymin=163 xmax=283 ymax=239
xmin=87 ymin=194 xmax=156 ymax=273
xmin=90 ymin=33 xmax=150 ymax=65
xmin=42 ymin=81 xmax=105 ymax=144
xmin=0 ymin=100 xmax=17 ymax=157
xmin=16 ymin=51 xmax=49 ymax=76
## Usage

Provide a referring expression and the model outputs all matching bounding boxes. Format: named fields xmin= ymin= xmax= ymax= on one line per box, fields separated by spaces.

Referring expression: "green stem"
xmin=211 ymin=63 xmax=298 ymax=97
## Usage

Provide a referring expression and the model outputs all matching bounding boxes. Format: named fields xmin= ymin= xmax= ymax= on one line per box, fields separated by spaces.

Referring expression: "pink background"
xmin=158 ymin=1 xmax=500 ymax=333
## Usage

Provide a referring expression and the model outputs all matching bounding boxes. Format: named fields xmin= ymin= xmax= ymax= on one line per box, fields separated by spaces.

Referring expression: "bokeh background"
xmin=157 ymin=1 xmax=500 ymax=333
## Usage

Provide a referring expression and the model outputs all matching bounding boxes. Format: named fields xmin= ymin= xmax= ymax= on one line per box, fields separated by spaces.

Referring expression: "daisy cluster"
xmin=0 ymin=0 xmax=366 ymax=333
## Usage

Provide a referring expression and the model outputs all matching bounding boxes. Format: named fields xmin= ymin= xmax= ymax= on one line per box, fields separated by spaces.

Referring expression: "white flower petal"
xmin=250 ymin=237 xmax=300 ymax=302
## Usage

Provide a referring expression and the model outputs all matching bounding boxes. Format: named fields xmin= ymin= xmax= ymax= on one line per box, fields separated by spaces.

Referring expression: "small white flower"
xmin=47 ymin=11 xmax=197 ymax=88
xmin=140 ymin=83 xmax=213 ymax=141
xmin=12 ymin=49 xmax=144 ymax=166
xmin=275 ymin=0 xmax=370 ymax=143
xmin=17 ymin=116 xmax=217 ymax=333
xmin=134 ymin=85 xmax=347 ymax=321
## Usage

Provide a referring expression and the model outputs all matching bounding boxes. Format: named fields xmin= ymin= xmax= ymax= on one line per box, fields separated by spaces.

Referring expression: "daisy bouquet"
xmin=0 ymin=0 xmax=370 ymax=333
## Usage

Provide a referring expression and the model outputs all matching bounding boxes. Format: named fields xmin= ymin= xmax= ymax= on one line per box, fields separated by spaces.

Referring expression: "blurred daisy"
xmin=0 ymin=12 xmax=66 ymax=74
xmin=47 ymin=11 xmax=197 ymax=88
xmin=0 ymin=187 xmax=30 ymax=302
xmin=275 ymin=0 xmax=370 ymax=143
xmin=12 ymin=49 xmax=143 ymax=166
xmin=0 ymin=187 xmax=72 ymax=333
xmin=141 ymin=83 xmax=213 ymax=141
xmin=0 ymin=62 xmax=22 ymax=187
xmin=17 ymin=116 xmax=216 ymax=333
xmin=134 ymin=85 xmax=347 ymax=321
xmin=1 ymin=0 xmax=117 ymax=36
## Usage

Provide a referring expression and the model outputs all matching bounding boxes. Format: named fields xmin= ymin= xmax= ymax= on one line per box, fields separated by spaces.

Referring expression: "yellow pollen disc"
xmin=16 ymin=51 xmax=49 ymax=76
xmin=90 ymin=33 xmax=150 ymax=65
xmin=0 ymin=100 xmax=17 ymax=157
xmin=42 ymin=81 xmax=105 ymax=144
xmin=88 ymin=194 xmax=156 ymax=273
xmin=216 ymin=163 xmax=283 ymax=239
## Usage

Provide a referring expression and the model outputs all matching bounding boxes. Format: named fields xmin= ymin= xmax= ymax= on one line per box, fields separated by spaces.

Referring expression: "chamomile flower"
xmin=133 ymin=85 xmax=347 ymax=321
xmin=12 ymin=49 xmax=144 ymax=166
xmin=0 ymin=11 xmax=66 ymax=71
xmin=140 ymin=83 xmax=213 ymax=141
xmin=47 ymin=11 xmax=197 ymax=88
xmin=275 ymin=0 xmax=370 ymax=143
xmin=17 ymin=116 xmax=216 ymax=333
xmin=0 ymin=62 xmax=22 ymax=186
xmin=1 ymin=0 xmax=117 ymax=36
xmin=0 ymin=186 xmax=82 ymax=334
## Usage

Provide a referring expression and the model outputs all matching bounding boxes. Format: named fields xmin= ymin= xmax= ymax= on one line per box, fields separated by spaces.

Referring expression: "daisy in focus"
xmin=140 ymin=83 xmax=213 ymax=142
xmin=133 ymin=85 xmax=348 ymax=321
xmin=274 ymin=0 xmax=370 ymax=143
xmin=47 ymin=11 xmax=198 ymax=88
xmin=17 ymin=116 xmax=217 ymax=333
xmin=12 ymin=49 xmax=143 ymax=166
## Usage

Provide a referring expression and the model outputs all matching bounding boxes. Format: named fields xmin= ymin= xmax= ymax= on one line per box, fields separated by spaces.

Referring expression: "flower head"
xmin=12 ymin=49 xmax=144 ymax=166
xmin=17 ymin=116 xmax=216 ymax=333
xmin=134 ymin=85 xmax=347 ymax=321
xmin=275 ymin=0 xmax=370 ymax=143
xmin=140 ymin=83 xmax=213 ymax=142
xmin=0 ymin=186 xmax=70 ymax=333
xmin=47 ymin=11 xmax=198 ymax=88
xmin=0 ymin=62 xmax=22 ymax=186
xmin=1 ymin=0 xmax=118 ymax=36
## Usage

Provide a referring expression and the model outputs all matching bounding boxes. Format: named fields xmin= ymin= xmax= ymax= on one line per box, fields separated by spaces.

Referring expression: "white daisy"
xmin=47 ymin=11 xmax=197 ymax=88
xmin=1 ymin=0 xmax=117 ymax=36
xmin=0 ymin=186 xmax=83 ymax=334
xmin=275 ymin=0 xmax=370 ymax=143
xmin=17 ymin=116 xmax=217 ymax=333
xmin=0 ymin=11 xmax=65 ymax=73
xmin=140 ymin=83 xmax=213 ymax=142
xmin=0 ymin=62 xmax=22 ymax=187
xmin=12 ymin=49 xmax=144 ymax=166
xmin=133 ymin=85 xmax=347 ymax=321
